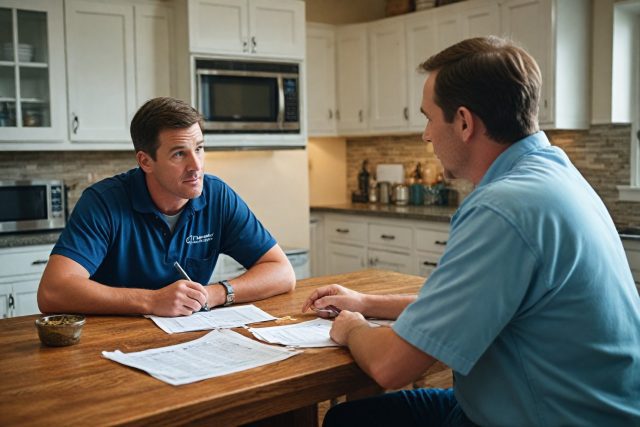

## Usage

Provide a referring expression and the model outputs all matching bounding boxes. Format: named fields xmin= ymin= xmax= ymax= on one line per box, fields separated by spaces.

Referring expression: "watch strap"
xmin=218 ymin=280 xmax=235 ymax=306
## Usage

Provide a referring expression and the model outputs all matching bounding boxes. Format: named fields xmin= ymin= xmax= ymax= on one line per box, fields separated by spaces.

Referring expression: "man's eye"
xmin=173 ymin=151 xmax=184 ymax=158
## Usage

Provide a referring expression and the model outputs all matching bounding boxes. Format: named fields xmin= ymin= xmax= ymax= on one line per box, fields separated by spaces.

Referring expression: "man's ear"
xmin=136 ymin=150 xmax=153 ymax=173
xmin=456 ymin=107 xmax=474 ymax=143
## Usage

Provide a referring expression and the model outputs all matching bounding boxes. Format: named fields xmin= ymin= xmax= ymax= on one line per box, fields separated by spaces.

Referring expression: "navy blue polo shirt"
xmin=52 ymin=168 xmax=276 ymax=289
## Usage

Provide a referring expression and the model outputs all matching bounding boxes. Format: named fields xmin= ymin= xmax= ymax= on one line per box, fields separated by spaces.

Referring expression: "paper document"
xmin=250 ymin=318 xmax=339 ymax=348
xmin=102 ymin=329 xmax=301 ymax=386
xmin=148 ymin=304 xmax=276 ymax=334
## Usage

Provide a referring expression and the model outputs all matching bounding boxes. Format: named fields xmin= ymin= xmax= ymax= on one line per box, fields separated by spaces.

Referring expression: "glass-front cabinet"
xmin=0 ymin=0 xmax=65 ymax=141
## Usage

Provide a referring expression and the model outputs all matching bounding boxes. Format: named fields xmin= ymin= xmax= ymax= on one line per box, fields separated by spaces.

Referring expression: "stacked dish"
xmin=2 ymin=43 xmax=34 ymax=62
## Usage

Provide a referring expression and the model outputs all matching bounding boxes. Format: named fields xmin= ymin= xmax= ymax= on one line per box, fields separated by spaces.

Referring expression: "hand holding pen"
xmin=173 ymin=261 xmax=209 ymax=312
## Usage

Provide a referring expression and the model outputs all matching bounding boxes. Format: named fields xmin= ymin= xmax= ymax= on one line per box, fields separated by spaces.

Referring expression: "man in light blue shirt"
xmin=303 ymin=36 xmax=640 ymax=426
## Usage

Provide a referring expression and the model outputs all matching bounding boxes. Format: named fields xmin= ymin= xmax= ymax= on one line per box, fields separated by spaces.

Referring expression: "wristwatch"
xmin=217 ymin=280 xmax=235 ymax=306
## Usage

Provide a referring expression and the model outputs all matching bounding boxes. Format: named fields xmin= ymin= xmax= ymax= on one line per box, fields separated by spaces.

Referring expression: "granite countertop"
xmin=310 ymin=203 xmax=457 ymax=223
xmin=0 ymin=231 xmax=61 ymax=249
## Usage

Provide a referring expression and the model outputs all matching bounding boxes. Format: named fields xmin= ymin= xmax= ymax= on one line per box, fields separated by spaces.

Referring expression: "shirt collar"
xmin=130 ymin=167 xmax=207 ymax=214
xmin=477 ymin=131 xmax=550 ymax=188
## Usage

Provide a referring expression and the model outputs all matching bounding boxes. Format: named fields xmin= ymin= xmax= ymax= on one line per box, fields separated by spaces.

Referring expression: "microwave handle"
xmin=277 ymin=76 xmax=285 ymax=128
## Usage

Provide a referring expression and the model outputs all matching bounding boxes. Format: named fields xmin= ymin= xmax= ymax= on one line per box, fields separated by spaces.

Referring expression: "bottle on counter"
xmin=358 ymin=160 xmax=370 ymax=199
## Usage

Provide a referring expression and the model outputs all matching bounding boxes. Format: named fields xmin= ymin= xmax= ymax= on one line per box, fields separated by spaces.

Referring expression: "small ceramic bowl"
xmin=35 ymin=314 xmax=86 ymax=347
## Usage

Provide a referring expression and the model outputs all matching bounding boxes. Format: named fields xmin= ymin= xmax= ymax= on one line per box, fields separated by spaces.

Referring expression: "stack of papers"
xmin=249 ymin=318 xmax=339 ymax=348
xmin=102 ymin=329 xmax=301 ymax=386
xmin=147 ymin=304 xmax=276 ymax=334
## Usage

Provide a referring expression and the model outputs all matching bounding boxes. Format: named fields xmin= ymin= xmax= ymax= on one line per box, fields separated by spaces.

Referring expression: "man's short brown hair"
xmin=421 ymin=36 xmax=541 ymax=144
xmin=130 ymin=97 xmax=203 ymax=159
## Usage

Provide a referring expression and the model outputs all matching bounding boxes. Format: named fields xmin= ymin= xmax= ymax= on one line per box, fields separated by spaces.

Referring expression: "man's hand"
xmin=330 ymin=310 xmax=369 ymax=345
xmin=301 ymin=284 xmax=366 ymax=318
xmin=151 ymin=280 xmax=208 ymax=316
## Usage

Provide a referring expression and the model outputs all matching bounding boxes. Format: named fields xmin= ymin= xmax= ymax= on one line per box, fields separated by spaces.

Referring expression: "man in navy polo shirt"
xmin=38 ymin=97 xmax=295 ymax=316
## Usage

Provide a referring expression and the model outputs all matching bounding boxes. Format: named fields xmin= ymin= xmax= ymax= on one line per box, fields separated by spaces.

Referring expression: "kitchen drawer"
xmin=0 ymin=245 xmax=53 ymax=278
xmin=326 ymin=218 xmax=367 ymax=243
xmin=415 ymin=228 xmax=449 ymax=253
xmin=368 ymin=223 xmax=412 ymax=250
xmin=416 ymin=250 xmax=441 ymax=278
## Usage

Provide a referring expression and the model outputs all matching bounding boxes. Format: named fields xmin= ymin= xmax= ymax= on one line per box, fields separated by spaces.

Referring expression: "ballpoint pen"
xmin=311 ymin=305 xmax=341 ymax=317
xmin=173 ymin=261 xmax=209 ymax=312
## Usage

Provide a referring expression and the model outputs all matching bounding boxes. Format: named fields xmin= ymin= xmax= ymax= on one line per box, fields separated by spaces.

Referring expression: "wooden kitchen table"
xmin=0 ymin=269 xmax=426 ymax=426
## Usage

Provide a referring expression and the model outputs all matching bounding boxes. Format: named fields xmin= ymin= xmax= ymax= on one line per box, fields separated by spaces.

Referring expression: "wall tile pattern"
xmin=346 ymin=124 xmax=639 ymax=228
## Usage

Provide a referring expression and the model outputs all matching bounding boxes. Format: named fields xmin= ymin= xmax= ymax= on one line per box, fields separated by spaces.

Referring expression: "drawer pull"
xmin=422 ymin=261 xmax=438 ymax=267
xmin=380 ymin=234 xmax=395 ymax=240
xmin=8 ymin=294 xmax=14 ymax=309
xmin=31 ymin=260 xmax=48 ymax=266
xmin=336 ymin=228 xmax=350 ymax=234
xmin=434 ymin=240 xmax=447 ymax=246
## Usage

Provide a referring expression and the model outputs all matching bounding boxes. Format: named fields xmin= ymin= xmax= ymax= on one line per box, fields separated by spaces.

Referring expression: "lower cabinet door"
xmin=327 ymin=242 xmax=366 ymax=274
xmin=13 ymin=279 xmax=41 ymax=317
xmin=416 ymin=251 xmax=441 ymax=278
xmin=368 ymin=249 xmax=413 ymax=274
xmin=0 ymin=284 xmax=11 ymax=319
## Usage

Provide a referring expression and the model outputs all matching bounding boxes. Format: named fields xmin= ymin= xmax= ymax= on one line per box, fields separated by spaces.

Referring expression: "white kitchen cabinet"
xmin=65 ymin=0 xmax=174 ymax=143
xmin=368 ymin=248 xmax=413 ymax=274
xmin=0 ymin=0 xmax=66 ymax=142
xmin=460 ymin=0 xmax=499 ymax=38
xmin=500 ymin=0 xmax=590 ymax=129
xmin=309 ymin=214 xmax=325 ymax=276
xmin=306 ymin=23 xmax=337 ymax=136
xmin=326 ymin=242 xmax=367 ymax=274
xmin=368 ymin=17 xmax=409 ymax=133
xmin=188 ymin=0 xmax=304 ymax=59
xmin=0 ymin=244 xmax=52 ymax=318
xmin=335 ymin=23 xmax=369 ymax=135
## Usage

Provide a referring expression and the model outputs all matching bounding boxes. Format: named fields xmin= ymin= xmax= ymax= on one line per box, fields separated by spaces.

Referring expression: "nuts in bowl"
xmin=35 ymin=314 xmax=86 ymax=347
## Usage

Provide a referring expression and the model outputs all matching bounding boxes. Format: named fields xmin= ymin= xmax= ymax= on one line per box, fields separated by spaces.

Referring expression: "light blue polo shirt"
xmin=52 ymin=168 xmax=276 ymax=289
xmin=393 ymin=132 xmax=640 ymax=426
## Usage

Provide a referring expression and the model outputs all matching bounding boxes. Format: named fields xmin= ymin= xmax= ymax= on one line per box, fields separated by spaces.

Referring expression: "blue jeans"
xmin=323 ymin=388 xmax=478 ymax=427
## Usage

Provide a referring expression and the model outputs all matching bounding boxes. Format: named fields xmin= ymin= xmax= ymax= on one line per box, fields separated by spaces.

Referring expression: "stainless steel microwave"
xmin=0 ymin=179 xmax=66 ymax=233
xmin=195 ymin=58 xmax=300 ymax=133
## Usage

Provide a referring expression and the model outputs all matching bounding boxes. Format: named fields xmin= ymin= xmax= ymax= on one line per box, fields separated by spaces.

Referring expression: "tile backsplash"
xmin=346 ymin=124 xmax=639 ymax=229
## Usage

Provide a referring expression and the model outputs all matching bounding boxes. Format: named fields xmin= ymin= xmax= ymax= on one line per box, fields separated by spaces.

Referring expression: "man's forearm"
xmin=224 ymin=259 xmax=295 ymax=303
xmin=361 ymin=294 xmax=417 ymax=319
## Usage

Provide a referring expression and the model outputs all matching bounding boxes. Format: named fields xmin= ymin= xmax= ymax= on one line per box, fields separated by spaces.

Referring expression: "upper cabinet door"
xmin=134 ymin=4 xmax=174 ymax=108
xmin=368 ymin=18 xmax=408 ymax=132
xmin=335 ymin=24 xmax=369 ymax=134
xmin=306 ymin=24 xmax=337 ymax=136
xmin=461 ymin=0 xmax=500 ymax=38
xmin=188 ymin=0 xmax=249 ymax=55
xmin=0 ymin=0 xmax=66 ymax=142
xmin=65 ymin=0 xmax=136 ymax=142
xmin=405 ymin=9 xmax=437 ymax=130
xmin=249 ymin=0 xmax=305 ymax=59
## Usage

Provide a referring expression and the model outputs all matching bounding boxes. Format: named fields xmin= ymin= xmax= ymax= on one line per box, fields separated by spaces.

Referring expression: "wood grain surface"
xmin=0 ymin=269 xmax=426 ymax=426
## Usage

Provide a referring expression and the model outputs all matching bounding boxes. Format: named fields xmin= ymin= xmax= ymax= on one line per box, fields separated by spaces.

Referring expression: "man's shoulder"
xmin=87 ymin=169 xmax=137 ymax=197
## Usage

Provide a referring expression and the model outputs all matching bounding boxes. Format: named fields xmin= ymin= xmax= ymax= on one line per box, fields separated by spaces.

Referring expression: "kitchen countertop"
xmin=310 ymin=203 xmax=457 ymax=223
xmin=0 ymin=230 xmax=61 ymax=249
xmin=619 ymin=227 xmax=640 ymax=241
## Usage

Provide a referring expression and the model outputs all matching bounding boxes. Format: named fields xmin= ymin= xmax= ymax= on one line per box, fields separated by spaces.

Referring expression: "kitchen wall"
xmin=0 ymin=149 xmax=310 ymax=248
xmin=342 ymin=124 xmax=639 ymax=228
xmin=307 ymin=137 xmax=348 ymax=205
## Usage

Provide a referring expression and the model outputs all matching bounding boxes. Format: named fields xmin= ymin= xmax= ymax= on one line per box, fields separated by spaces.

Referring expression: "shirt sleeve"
xmin=392 ymin=205 xmax=540 ymax=375
xmin=219 ymin=184 xmax=276 ymax=268
xmin=51 ymin=189 xmax=112 ymax=275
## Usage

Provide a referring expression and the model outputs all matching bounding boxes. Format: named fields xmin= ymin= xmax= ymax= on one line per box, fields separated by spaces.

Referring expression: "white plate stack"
xmin=415 ymin=0 xmax=437 ymax=11
xmin=2 ymin=43 xmax=34 ymax=62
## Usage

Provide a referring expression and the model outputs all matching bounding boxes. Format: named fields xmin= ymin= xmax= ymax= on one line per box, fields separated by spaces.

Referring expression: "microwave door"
xmin=277 ymin=76 xmax=285 ymax=129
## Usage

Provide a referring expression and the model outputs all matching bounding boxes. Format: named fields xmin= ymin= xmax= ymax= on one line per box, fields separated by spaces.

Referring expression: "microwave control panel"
xmin=283 ymin=78 xmax=299 ymax=122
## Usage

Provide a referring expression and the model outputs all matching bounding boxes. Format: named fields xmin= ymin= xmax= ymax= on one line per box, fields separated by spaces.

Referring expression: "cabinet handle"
xmin=242 ymin=39 xmax=249 ymax=53
xmin=403 ymin=107 xmax=409 ymax=120
xmin=72 ymin=114 xmax=79 ymax=134
xmin=31 ymin=259 xmax=48 ymax=265
xmin=8 ymin=294 xmax=14 ymax=309
xmin=369 ymin=257 xmax=379 ymax=266
xmin=435 ymin=240 xmax=447 ymax=246
xmin=251 ymin=36 xmax=257 ymax=53
xmin=335 ymin=109 xmax=340 ymax=120
xmin=328 ymin=109 xmax=333 ymax=119
xmin=336 ymin=228 xmax=349 ymax=234
xmin=380 ymin=234 xmax=395 ymax=240
xmin=422 ymin=261 xmax=438 ymax=267
xmin=358 ymin=109 xmax=363 ymax=122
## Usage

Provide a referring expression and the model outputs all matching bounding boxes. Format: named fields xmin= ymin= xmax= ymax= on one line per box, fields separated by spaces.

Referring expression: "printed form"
xmin=102 ymin=329 xmax=301 ymax=386
xmin=148 ymin=304 xmax=276 ymax=334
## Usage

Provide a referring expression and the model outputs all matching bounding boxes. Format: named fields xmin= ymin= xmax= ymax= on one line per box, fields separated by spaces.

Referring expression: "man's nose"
xmin=422 ymin=123 xmax=432 ymax=144
xmin=186 ymin=150 xmax=203 ymax=170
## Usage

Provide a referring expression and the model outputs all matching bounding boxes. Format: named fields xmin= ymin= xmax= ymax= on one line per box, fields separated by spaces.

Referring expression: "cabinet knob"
xmin=403 ymin=107 xmax=409 ymax=120
xmin=328 ymin=109 xmax=333 ymax=119
xmin=335 ymin=109 xmax=340 ymax=120
xmin=8 ymin=294 xmax=14 ymax=309
xmin=72 ymin=114 xmax=79 ymax=134
xmin=358 ymin=109 xmax=363 ymax=122
xmin=242 ymin=39 xmax=249 ymax=52
xmin=251 ymin=36 xmax=257 ymax=53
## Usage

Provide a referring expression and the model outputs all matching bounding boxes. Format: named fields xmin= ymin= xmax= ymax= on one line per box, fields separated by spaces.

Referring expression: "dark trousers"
xmin=323 ymin=388 xmax=478 ymax=427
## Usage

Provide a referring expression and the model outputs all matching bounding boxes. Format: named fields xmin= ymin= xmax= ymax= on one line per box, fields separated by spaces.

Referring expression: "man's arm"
xmin=38 ymin=255 xmax=208 ymax=316
xmin=331 ymin=311 xmax=437 ymax=390
xmin=206 ymin=244 xmax=295 ymax=307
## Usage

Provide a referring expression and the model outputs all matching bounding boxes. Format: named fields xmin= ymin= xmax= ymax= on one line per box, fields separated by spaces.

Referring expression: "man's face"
xmin=138 ymin=123 xmax=205 ymax=212
xmin=420 ymin=72 xmax=467 ymax=180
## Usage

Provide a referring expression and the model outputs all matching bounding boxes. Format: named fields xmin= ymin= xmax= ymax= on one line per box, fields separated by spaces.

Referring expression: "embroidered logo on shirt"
xmin=186 ymin=233 xmax=214 ymax=244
